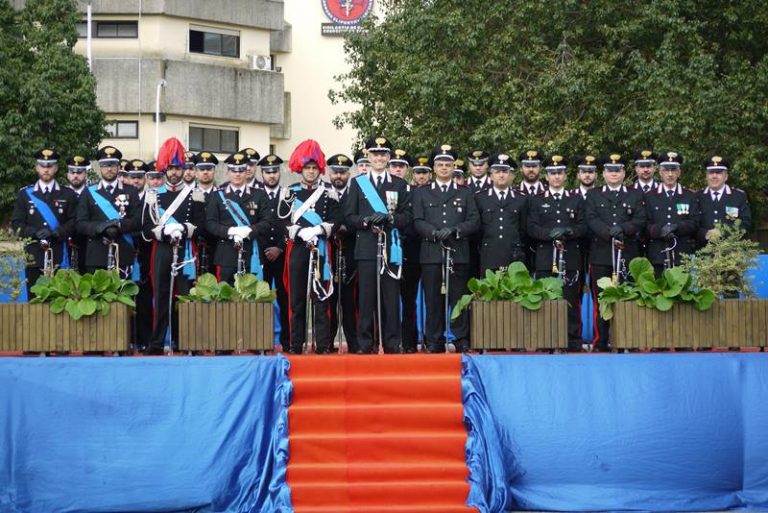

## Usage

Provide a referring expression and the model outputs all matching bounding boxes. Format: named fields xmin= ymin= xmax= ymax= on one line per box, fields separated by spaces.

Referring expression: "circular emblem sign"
xmin=322 ymin=0 xmax=373 ymax=26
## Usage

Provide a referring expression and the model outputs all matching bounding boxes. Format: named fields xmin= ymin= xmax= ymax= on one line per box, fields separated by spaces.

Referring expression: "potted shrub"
xmin=452 ymin=262 xmax=567 ymax=351
xmin=7 ymin=269 xmax=139 ymax=353
xmin=176 ymin=273 xmax=275 ymax=353
xmin=598 ymin=257 xmax=718 ymax=350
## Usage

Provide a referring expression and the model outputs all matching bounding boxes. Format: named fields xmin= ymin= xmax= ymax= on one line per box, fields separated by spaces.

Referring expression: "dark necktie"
xmin=42 ymin=187 xmax=50 ymax=201
xmin=268 ymin=191 xmax=275 ymax=200
xmin=499 ymin=191 xmax=506 ymax=202
xmin=529 ymin=186 xmax=535 ymax=195
xmin=713 ymin=191 xmax=720 ymax=202
xmin=236 ymin=189 xmax=243 ymax=198
xmin=441 ymin=185 xmax=447 ymax=193
xmin=106 ymin=185 xmax=114 ymax=196
xmin=376 ymin=176 xmax=383 ymax=190
xmin=554 ymin=193 xmax=561 ymax=201
xmin=643 ymin=184 xmax=650 ymax=193
xmin=667 ymin=190 xmax=674 ymax=198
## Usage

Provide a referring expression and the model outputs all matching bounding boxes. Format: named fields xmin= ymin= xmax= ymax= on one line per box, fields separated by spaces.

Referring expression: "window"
xmin=105 ymin=121 xmax=138 ymax=139
xmin=77 ymin=21 xmax=138 ymax=39
xmin=189 ymin=27 xmax=240 ymax=58
xmin=189 ymin=126 xmax=239 ymax=154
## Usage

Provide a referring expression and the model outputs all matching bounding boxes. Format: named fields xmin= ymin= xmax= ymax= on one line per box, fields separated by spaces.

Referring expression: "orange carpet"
xmin=287 ymin=354 xmax=476 ymax=513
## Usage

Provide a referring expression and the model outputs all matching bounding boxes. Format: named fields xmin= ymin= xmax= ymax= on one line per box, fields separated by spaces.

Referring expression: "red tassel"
xmin=288 ymin=139 xmax=326 ymax=174
xmin=156 ymin=137 xmax=187 ymax=172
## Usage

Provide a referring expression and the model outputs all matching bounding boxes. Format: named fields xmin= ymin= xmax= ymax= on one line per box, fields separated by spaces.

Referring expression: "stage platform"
xmin=1 ymin=353 xmax=767 ymax=512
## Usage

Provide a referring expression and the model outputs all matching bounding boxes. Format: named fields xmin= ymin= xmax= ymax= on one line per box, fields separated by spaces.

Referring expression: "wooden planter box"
xmin=178 ymin=302 xmax=274 ymax=352
xmin=611 ymin=299 xmax=768 ymax=350
xmin=0 ymin=303 xmax=131 ymax=353
xmin=470 ymin=300 xmax=569 ymax=351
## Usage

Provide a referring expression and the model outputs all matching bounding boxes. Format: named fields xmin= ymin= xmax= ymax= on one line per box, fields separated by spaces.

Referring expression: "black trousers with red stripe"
xmin=287 ymin=243 xmax=332 ymax=352
xmin=150 ymin=242 xmax=192 ymax=351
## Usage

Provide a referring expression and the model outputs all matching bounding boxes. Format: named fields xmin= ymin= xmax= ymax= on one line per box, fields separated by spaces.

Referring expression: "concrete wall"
xmin=75 ymin=0 xmax=284 ymax=31
xmin=91 ymin=58 xmax=283 ymax=124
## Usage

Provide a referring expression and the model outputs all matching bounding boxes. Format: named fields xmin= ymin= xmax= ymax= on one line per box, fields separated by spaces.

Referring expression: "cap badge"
xmin=641 ymin=150 xmax=653 ymax=158
xmin=441 ymin=144 xmax=452 ymax=152
xmin=610 ymin=153 xmax=621 ymax=163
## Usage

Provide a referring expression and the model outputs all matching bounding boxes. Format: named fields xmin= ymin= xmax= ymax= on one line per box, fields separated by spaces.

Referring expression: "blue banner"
xmin=462 ymin=353 xmax=768 ymax=512
xmin=0 ymin=356 xmax=293 ymax=513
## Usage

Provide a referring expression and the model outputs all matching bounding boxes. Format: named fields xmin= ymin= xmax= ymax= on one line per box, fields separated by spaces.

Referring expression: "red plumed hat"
xmin=156 ymin=137 xmax=187 ymax=172
xmin=288 ymin=139 xmax=326 ymax=174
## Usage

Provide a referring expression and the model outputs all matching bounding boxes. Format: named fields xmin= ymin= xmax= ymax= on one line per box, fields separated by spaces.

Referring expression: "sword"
xmin=304 ymin=242 xmax=317 ymax=354
xmin=441 ymin=242 xmax=455 ymax=352
xmin=376 ymin=228 xmax=385 ymax=354
xmin=611 ymin=237 xmax=624 ymax=285
xmin=40 ymin=240 xmax=54 ymax=278
xmin=662 ymin=236 xmax=678 ymax=270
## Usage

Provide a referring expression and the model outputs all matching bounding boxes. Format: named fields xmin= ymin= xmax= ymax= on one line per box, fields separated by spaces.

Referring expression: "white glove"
xmin=227 ymin=227 xmax=239 ymax=237
xmin=287 ymin=225 xmax=300 ymax=239
xmin=184 ymin=222 xmax=196 ymax=237
xmin=233 ymin=235 xmax=244 ymax=245
xmin=298 ymin=226 xmax=323 ymax=242
xmin=163 ymin=223 xmax=184 ymax=236
xmin=234 ymin=226 xmax=252 ymax=239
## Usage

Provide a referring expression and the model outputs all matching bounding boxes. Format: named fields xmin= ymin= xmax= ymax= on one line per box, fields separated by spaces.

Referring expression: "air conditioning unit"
xmin=250 ymin=54 xmax=272 ymax=71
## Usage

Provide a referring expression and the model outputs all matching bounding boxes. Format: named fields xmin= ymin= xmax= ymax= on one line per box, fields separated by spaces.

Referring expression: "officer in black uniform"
xmin=412 ymin=144 xmax=480 ymax=353
xmin=281 ymin=141 xmax=338 ymax=354
xmin=387 ymin=148 xmax=420 ymax=353
xmin=257 ymin=153 xmax=290 ymax=348
xmin=517 ymin=149 xmax=547 ymax=196
xmin=12 ymin=148 xmax=77 ymax=297
xmin=632 ymin=149 xmax=659 ymax=194
xmin=190 ymin=151 xmax=219 ymax=275
xmin=325 ymin=153 xmax=359 ymax=352
xmin=64 ymin=154 xmax=90 ymax=273
xmin=206 ymin=152 xmax=272 ymax=285
xmin=411 ymin=154 xmax=432 ymax=187
xmin=354 ymin=148 xmax=370 ymax=176
xmin=645 ymin=151 xmax=701 ymax=276
xmin=345 ymin=137 xmax=411 ymax=354
xmin=697 ymin=154 xmax=752 ymax=242
xmin=585 ymin=153 xmax=647 ymax=350
xmin=527 ymin=155 xmax=588 ymax=350
xmin=76 ymin=146 xmax=142 ymax=276
xmin=142 ymin=154 xmax=206 ymax=354
xmin=242 ymin=147 xmax=262 ymax=189
xmin=569 ymin=154 xmax=599 ymax=336
xmin=125 ymin=159 xmax=153 ymax=351
xmin=474 ymin=153 xmax=527 ymax=274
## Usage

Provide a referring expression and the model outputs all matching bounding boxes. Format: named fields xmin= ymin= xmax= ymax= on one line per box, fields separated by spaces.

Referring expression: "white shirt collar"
xmin=100 ymin=179 xmax=118 ymax=190
xmin=549 ymin=187 xmax=565 ymax=195
xmin=36 ymin=180 xmax=58 ymax=192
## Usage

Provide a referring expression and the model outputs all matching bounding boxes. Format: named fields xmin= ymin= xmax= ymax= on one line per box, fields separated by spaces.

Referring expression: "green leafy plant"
xmin=597 ymin=257 xmax=716 ymax=320
xmin=680 ymin=221 xmax=760 ymax=298
xmin=177 ymin=273 xmax=275 ymax=303
xmin=30 ymin=269 xmax=139 ymax=320
xmin=451 ymin=262 xmax=564 ymax=321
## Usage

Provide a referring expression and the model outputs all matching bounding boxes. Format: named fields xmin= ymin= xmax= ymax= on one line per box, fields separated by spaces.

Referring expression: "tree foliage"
xmin=332 ymin=0 xmax=768 ymax=209
xmin=0 ymin=0 xmax=105 ymax=219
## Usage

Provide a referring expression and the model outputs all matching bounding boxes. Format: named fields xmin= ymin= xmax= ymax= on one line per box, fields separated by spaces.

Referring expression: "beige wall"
xmin=102 ymin=114 xmax=270 ymax=163
xmin=275 ymin=1 xmax=368 ymax=160
xmin=74 ymin=14 xmax=271 ymax=63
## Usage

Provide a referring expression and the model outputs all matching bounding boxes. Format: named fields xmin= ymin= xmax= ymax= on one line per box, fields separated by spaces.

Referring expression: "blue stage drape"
xmin=0 ymin=356 xmax=293 ymax=513
xmin=463 ymin=354 xmax=768 ymax=513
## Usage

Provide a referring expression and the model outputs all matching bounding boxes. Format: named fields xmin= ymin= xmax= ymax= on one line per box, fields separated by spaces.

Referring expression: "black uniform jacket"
xmin=344 ymin=171 xmax=412 ymax=261
xmin=412 ymin=181 xmax=480 ymax=265
xmin=11 ymin=181 xmax=77 ymax=268
xmin=585 ymin=185 xmax=647 ymax=266
xmin=205 ymin=184 xmax=272 ymax=267
xmin=527 ymin=189 xmax=587 ymax=271
xmin=475 ymin=187 xmax=528 ymax=270
xmin=645 ymin=184 xmax=700 ymax=265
